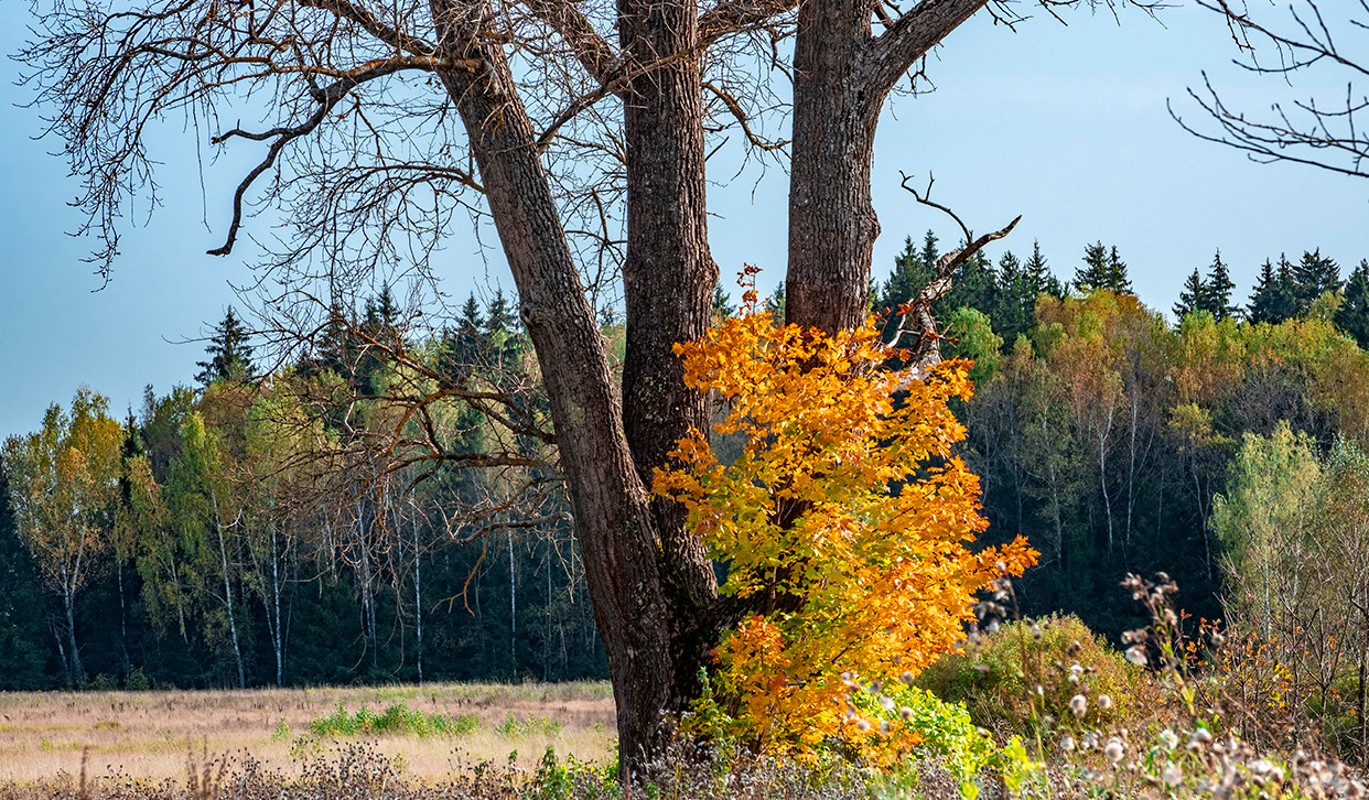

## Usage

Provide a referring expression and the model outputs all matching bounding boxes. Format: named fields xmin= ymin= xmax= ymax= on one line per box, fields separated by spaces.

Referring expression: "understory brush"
xmin=905 ymin=573 xmax=1368 ymax=798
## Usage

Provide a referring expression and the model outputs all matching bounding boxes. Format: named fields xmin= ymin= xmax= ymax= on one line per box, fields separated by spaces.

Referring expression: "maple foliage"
xmin=654 ymin=285 xmax=1037 ymax=761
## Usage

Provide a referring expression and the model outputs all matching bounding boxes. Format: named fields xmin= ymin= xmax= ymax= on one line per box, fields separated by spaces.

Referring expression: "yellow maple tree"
xmin=654 ymin=291 xmax=1037 ymax=763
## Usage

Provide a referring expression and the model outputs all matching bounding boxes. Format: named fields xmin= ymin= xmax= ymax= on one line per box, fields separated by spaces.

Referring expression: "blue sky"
xmin=1 ymin=2 xmax=1366 ymax=440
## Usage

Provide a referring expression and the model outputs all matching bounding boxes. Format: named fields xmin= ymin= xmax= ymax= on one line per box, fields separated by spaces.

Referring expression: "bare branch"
xmin=698 ymin=0 xmax=797 ymax=46
xmin=1181 ymin=1 xmax=1369 ymax=179
xmin=703 ymin=80 xmax=788 ymax=151
xmin=296 ymin=0 xmax=438 ymax=55
xmin=207 ymin=57 xmax=467 ymax=256
xmin=897 ymin=171 xmax=1020 ymax=373
xmin=521 ymin=0 xmax=621 ymax=87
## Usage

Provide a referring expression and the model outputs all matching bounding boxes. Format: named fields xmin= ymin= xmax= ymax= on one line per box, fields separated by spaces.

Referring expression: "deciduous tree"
xmin=0 ymin=389 xmax=122 ymax=684
xmin=20 ymin=0 xmax=1152 ymax=761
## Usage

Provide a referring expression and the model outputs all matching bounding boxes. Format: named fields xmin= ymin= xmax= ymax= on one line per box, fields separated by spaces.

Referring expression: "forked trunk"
xmin=431 ymin=8 xmax=679 ymax=763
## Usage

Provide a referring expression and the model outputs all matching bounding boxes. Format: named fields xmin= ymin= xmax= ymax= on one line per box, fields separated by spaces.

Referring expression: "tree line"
xmin=898 ymin=235 xmax=1369 ymax=635
xmin=5 ymin=235 xmax=1368 ymax=690
xmin=0 ymin=295 xmax=602 ymax=689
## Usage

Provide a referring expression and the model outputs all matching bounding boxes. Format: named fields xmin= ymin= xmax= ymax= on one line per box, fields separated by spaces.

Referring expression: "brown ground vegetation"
xmin=0 ymin=683 xmax=614 ymax=785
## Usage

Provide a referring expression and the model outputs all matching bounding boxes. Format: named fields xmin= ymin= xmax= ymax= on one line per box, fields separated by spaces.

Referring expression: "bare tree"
xmin=20 ymin=0 xmax=1153 ymax=765
xmin=1178 ymin=0 xmax=1369 ymax=179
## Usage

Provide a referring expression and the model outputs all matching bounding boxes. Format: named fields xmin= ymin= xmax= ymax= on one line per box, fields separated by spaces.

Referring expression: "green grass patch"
xmin=306 ymin=703 xmax=480 ymax=738
xmin=496 ymin=715 xmax=563 ymax=738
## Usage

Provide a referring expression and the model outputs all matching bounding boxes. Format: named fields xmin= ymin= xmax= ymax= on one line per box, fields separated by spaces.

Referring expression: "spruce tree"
xmin=194 ymin=306 xmax=255 ymax=386
xmin=945 ymin=248 xmax=997 ymax=318
xmin=1291 ymin=249 xmax=1341 ymax=312
xmin=766 ymin=280 xmax=787 ymax=324
xmin=1074 ymin=241 xmax=1111 ymax=293
xmin=1106 ymin=246 xmax=1134 ymax=295
xmin=877 ymin=238 xmax=932 ymax=347
xmin=485 ymin=288 xmax=516 ymax=336
xmin=1336 ymin=260 xmax=1369 ymax=349
xmin=1247 ymin=257 xmax=1298 ymax=324
xmin=1202 ymin=249 xmax=1238 ymax=321
xmin=1174 ymin=268 xmax=1206 ymax=320
xmin=1024 ymin=240 xmax=1063 ymax=300
xmin=1074 ymin=241 xmax=1132 ymax=295
xmin=712 ymin=286 xmax=736 ymax=320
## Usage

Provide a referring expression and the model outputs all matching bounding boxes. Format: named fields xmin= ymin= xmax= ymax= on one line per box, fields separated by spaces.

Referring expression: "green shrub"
xmin=306 ymin=703 xmax=480 ymax=738
xmin=497 ymin=715 xmax=564 ymax=738
xmin=916 ymin=614 xmax=1158 ymax=740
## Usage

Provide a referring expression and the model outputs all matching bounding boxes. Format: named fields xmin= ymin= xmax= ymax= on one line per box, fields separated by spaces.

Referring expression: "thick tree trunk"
xmin=785 ymin=0 xmax=885 ymax=333
xmin=619 ymin=0 xmax=720 ymax=710
xmin=431 ymin=8 xmax=679 ymax=765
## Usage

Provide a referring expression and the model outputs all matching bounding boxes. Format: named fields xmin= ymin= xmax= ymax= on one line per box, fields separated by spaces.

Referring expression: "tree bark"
xmin=430 ymin=5 xmax=679 ymax=764
xmin=619 ymin=0 xmax=720 ymax=711
xmin=785 ymin=0 xmax=884 ymax=333
xmin=785 ymin=0 xmax=993 ymax=332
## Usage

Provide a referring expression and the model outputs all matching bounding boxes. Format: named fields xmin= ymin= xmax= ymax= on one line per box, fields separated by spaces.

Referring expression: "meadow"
xmin=0 ymin=683 xmax=615 ymax=786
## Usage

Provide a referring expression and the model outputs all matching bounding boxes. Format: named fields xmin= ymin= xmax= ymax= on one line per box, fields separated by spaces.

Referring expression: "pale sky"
xmin=2 ymin=2 xmax=1366 ymax=440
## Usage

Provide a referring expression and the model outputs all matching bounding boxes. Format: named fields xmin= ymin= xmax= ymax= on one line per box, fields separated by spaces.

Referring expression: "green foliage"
xmin=1073 ymin=242 xmax=1132 ymax=295
xmin=944 ymin=307 xmax=1003 ymax=384
xmin=306 ymin=703 xmax=480 ymax=738
xmin=916 ymin=615 xmax=1154 ymax=741
xmin=0 ymin=462 xmax=51 ymax=688
xmin=528 ymin=746 xmax=619 ymax=800
xmin=496 ymin=715 xmax=564 ymax=738
xmin=1336 ymin=260 xmax=1369 ymax=348
xmin=195 ymin=306 xmax=256 ymax=386
xmin=1210 ymin=422 xmax=1322 ymax=636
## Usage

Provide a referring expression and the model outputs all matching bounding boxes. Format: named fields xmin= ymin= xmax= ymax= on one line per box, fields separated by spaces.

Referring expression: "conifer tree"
xmin=711 ymin=286 xmax=736 ymax=321
xmin=1202 ymin=250 xmax=1238 ymax=321
xmin=765 ymin=281 xmax=787 ymax=325
xmin=1024 ymin=240 xmax=1063 ymax=300
xmin=1074 ymin=241 xmax=1132 ymax=295
xmin=879 ymin=236 xmax=933 ymax=312
xmin=1174 ymin=268 xmax=1207 ymax=320
xmin=0 ymin=461 xmax=49 ymax=689
xmin=1291 ymin=249 xmax=1341 ymax=311
xmin=195 ymin=307 xmax=255 ymax=386
xmin=1336 ymin=260 xmax=1369 ymax=349
xmin=993 ymin=250 xmax=1033 ymax=346
xmin=1247 ymin=257 xmax=1298 ymax=324
xmin=945 ymin=249 xmax=997 ymax=318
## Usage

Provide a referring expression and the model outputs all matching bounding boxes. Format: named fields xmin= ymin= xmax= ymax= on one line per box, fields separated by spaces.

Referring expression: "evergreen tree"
xmin=945 ymin=248 xmax=997 ymax=317
xmin=194 ymin=307 xmax=255 ymax=386
xmin=1106 ymin=246 xmax=1134 ymax=295
xmin=1202 ymin=249 xmax=1238 ymax=321
xmin=1336 ymin=260 xmax=1369 ymax=349
xmin=994 ymin=250 xmax=1034 ymax=346
xmin=1247 ymin=257 xmax=1299 ymax=324
xmin=1291 ymin=248 xmax=1341 ymax=311
xmin=0 ymin=461 xmax=51 ymax=689
xmin=364 ymin=284 xmax=402 ymax=333
xmin=712 ymin=286 xmax=736 ymax=321
xmin=1074 ymin=241 xmax=1132 ymax=295
xmin=879 ymin=235 xmax=934 ymax=313
xmin=441 ymin=293 xmax=487 ymax=373
xmin=1174 ymin=268 xmax=1207 ymax=320
xmin=1024 ymin=240 xmax=1063 ymax=300
xmin=766 ymin=280 xmax=786 ymax=324
xmin=919 ymin=230 xmax=940 ymax=277
xmin=485 ymin=288 xmax=516 ymax=336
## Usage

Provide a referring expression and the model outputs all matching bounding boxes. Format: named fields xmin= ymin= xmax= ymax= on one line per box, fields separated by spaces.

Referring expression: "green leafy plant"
xmin=306 ymin=703 xmax=479 ymax=738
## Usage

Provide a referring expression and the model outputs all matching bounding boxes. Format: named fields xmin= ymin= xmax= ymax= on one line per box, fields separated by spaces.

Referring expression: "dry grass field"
xmin=0 ymin=682 xmax=616 ymax=785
